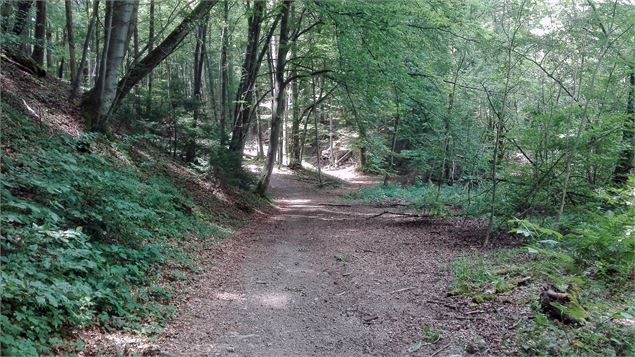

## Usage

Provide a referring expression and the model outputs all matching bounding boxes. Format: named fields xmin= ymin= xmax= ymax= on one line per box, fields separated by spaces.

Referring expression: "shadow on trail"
xmin=159 ymin=168 xmax=523 ymax=356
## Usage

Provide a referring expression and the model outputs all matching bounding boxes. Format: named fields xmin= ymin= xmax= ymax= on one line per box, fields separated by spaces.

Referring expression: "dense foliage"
xmin=1 ymin=0 xmax=633 ymax=354
xmin=0 ymin=104 xmax=225 ymax=355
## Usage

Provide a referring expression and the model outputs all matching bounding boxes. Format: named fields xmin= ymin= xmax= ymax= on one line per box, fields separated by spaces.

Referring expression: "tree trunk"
xmin=0 ymin=2 xmax=12 ymax=33
xmin=203 ymin=49 xmax=218 ymax=124
xmin=65 ymin=0 xmax=77 ymax=83
xmin=255 ymin=0 xmax=291 ymax=196
xmin=71 ymin=0 xmax=100 ymax=98
xmin=255 ymin=87 xmax=264 ymax=159
xmin=218 ymin=0 xmax=231 ymax=145
xmin=289 ymin=67 xmax=302 ymax=168
xmin=46 ymin=27 xmax=53 ymax=72
xmin=12 ymin=1 xmax=32 ymax=38
xmin=315 ymin=103 xmax=323 ymax=185
xmin=94 ymin=14 xmax=100 ymax=84
xmin=185 ymin=21 xmax=207 ymax=163
xmin=228 ymin=0 xmax=272 ymax=155
xmin=146 ymin=0 xmax=154 ymax=113
xmin=81 ymin=0 xmax=135 ymax=132
xmin=31 ymin=0 xmax=46 ymax=66
xmin=58 ymin=30 xmax=66 ymax=79
xmin=229 ymin=0 xmax=279 ymax=155
xmin=83 ymin=0 xmax=218 ymax=132
xmin=384 ymin=91 xmax=400 ymax=185
xmin=329 ymin=111 xmax=334 ymax=167
xmin=342 ymin=84 xmax=367 ymax=170
xmin=614 ymin=59 xmax=635 ymax=183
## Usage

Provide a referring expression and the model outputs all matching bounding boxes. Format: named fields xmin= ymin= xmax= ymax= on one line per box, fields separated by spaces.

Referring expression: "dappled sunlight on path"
xmin=159 ymin=168 xmax=520 ymax=356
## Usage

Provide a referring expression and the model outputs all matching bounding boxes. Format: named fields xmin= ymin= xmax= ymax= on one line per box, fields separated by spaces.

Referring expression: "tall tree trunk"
xmin=203 ymin=49 xmax=218 ymax=124
xmin=228 ymin=0 xmax=272 ymax=155
xmin=31 ymin=0 xmax=46 ymax=66
xmin=12 ymin=0 xmax=32 ymax=38
xmin=289 ymin=68 xmax=301 ymax=168
xmin=614 ymin=57 xmax=635 ymax=183
xmin=58 ymin=31 xmax=66 ymax=79
xmin=146 ymin=0 xmax=155 ymax=113
xmin=288 ymin=3 xmax=302 ymax=169
xmin=46 ymin=26 xmax=53 ymax=72
xmin=65 ymin=0 xmax=77 ymax=83
xmin=255 ymin=87 xmax=264 ymax=159
xmin=384 ymin=90 xmax=400 ymax=185
xmin=255 ymin=0 xmax=291 ymax=196
xmin=0 ymin=2 xmax=12 ymax=33
xmin=83 ymin=0 xmax=219 ymax=131
xmin=71 ymin=0 xmax=100 ymax=98
xmin=218 ymin=0 xmax=230 ymax=145
xmin=342 ymin=84 xmax=367 ymax=170
xmin=185 ymin=21 xmax=207 ymax=163
xmin=81 ymin=0 xmax=135 ymax=133
xmin=329 ymin=111 xmax=334 ymax=167
xmin=94 ymin=14 xmax=100 ymax=85
xmin=315 ymin=101 xmax=323 ymax=185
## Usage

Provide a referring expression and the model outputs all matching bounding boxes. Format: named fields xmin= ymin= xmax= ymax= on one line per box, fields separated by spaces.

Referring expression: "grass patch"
xmin=344 ymin=182 xmax=487 ymax=216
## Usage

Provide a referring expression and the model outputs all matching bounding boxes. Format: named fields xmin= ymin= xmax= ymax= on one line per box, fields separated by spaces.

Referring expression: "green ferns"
xmin=0 ymin=104 xmax=221 ymax=355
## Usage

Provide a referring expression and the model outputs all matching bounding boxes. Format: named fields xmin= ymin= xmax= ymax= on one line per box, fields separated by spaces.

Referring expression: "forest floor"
xmin=155 ymin=167 xmax=529 ymax=356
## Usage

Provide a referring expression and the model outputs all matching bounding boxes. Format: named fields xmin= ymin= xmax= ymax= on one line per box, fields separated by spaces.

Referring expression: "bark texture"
xmin=255 ymin=0 xmax=292 ymax=196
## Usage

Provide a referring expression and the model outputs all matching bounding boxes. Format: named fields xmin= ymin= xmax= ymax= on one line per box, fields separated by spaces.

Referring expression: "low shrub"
xmin=0 ymin=103 xmax=222 ymax=355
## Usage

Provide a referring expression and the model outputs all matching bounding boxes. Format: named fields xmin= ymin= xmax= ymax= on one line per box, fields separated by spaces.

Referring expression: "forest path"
xmin=158 ymin=169 xmax=517 ymax=356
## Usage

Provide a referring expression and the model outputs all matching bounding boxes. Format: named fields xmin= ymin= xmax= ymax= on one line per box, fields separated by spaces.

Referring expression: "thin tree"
xmin=65 ymin=0 xmax=77 ymax=83
xmin=185 ymin=20 xmax=208 ymax=163
xmin=228 ymin=0 xmax=278 ymax=155
xmin=218 ymin=0 xmax=230 ymax=145
xmin=71 ymin=0 xmax=100 ymax=98
xmin=146 ymin=0 xmax=155 ymax=113
xmin=255 ymin=0 xmax=292 ymax=195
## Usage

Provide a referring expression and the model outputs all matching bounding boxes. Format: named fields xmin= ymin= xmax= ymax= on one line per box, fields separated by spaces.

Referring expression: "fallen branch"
xmin=362 ymin=315 xmax=379 ymax=324
xmin=454 ymin=315 xmax=484 ymax=320
xmin=390 ymin=286 xmax=415 ymax=294
xmin=319 ymin=203 xmax=351 ymax=207
xmin=335 ymin=150 xmax=353 ymax=166
xmin=430 ymin=343 xmax=451 ymax=357
xmin=366 ymin=211 xmax=431 ymax=219
xmin=464 ymin=310 xmax=485 ymax=315
xmin=426 ymin=300 xmax=460 ymax=310
xmin=1 ymin=49 xmax=46 ymax=77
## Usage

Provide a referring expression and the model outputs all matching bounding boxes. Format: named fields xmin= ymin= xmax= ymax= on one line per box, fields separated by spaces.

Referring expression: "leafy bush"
xmin=510 ymin=182 xmax=635 ymax=285
xmin=0 ymin=103 xmax=222 ymax=355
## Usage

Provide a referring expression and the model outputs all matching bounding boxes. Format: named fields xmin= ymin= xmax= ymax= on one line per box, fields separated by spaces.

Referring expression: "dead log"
xmin=366 ymin=211 xmax=431 ymax=219
xmin=1 ymin=49 xmax=46 ymax=77
xmin=539 ymin=284 xmax=587 ymax=325
xmin=335 ymin=150 xmax=352 ymax=166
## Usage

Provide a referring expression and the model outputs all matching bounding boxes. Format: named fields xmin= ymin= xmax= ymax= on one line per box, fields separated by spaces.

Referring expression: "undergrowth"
xmin=344 ymin=181 xmax=487 ymax=216
xmin=447 ymin=182 xmax=635 ymax=356
xmin=349 ymin=178 xmax=634 ymax=356
xmin=0 ymin=103 xmax=231 ymax=355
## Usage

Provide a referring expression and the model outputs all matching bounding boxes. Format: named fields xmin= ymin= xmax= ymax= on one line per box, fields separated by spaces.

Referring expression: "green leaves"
xmin=0 ymin=104 xmax=221 ymax=355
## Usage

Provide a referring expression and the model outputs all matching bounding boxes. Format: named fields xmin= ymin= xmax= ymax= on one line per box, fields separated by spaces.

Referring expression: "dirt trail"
xmin=159 ymin=169 xmax=521 ymax=356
